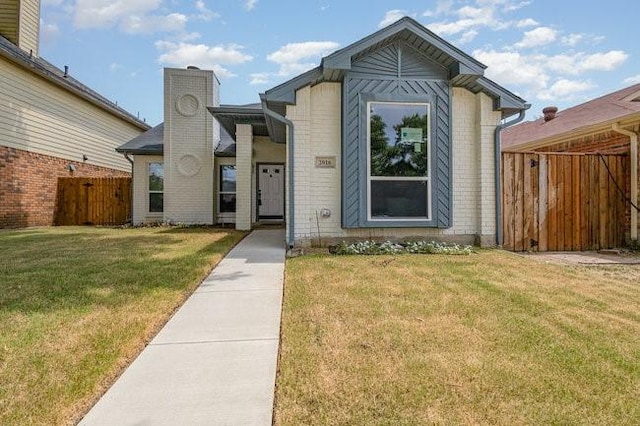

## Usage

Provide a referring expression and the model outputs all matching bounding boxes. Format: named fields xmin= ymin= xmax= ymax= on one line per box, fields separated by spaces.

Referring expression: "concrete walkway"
xmin=79 ymin=229 xmax=286 ymax=426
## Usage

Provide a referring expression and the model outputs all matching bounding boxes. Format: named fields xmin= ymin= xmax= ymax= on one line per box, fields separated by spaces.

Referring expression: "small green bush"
xmin=331 ymin=240 xmax=472 ymax=255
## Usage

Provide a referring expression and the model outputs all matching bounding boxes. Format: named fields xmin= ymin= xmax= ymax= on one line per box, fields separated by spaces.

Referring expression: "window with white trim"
xmin=148 ymin=162 xmax=164 ymax=213
xmin=367 ymin=101 xmax=430 ymax=220
xmin=219 ymin=165 xmax=236 ymax=213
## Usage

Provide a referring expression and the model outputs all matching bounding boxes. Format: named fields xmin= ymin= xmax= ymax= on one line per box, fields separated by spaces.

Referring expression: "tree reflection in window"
xmin=368 ymin=102 xmax=430 ymax=220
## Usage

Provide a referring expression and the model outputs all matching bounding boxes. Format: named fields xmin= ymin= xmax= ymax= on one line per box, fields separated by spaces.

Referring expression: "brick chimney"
xmin=163 ymin=66 xmax=220 ymax=224
xmin=543 ymin=106 xmax=558 ymax=122
xmin=0 ymin=0 xmax=41 ymax=56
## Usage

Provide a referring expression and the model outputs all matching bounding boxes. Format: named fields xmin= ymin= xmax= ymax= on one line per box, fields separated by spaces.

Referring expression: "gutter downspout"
xmin=260 ymin=94 xmax=295 ymax=248
xmin=494 ymin=105 xmax=530 ymax=246
xmin=122 ymin=152 xmax=134 ymax=223
xmin=611 ymin=123 xmax=638 ymax=241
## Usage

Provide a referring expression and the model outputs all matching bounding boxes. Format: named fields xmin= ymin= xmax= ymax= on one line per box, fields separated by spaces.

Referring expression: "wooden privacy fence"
xmin=502 ymin=152 xmax=629 ymax=252
xmin=55 ymin=177 xmax=132 ymax=226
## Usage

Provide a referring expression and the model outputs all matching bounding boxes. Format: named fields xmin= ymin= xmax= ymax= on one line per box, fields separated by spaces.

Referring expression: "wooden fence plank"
xmin=502 ymin=152 xmax=629 ymax=252
xmin=598 ymin=156 xmax=608 ymax=247
xmin=591 ymin=155 xmax=600 ymax=250
xmin=503 ymin=153 xmax=515 ymax=251
xmin=547 ymin=155 xmax=558 ymax=251
xmin=563 ymin=155 xmax=573 ymax=250
xmin=55 ymin=177 xmax=132 ymax=226
xmin=514 ymin=153 xmax=525 ymax=251
xmin=538 ymin=154 xmax=548 ymax=251
xmin=580 ymin=156 xmax=590 ymax=251
xmin=572 ymin=155 xmax=581 ymax=250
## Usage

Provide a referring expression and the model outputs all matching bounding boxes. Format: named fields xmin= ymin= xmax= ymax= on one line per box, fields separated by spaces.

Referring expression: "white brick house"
xmin=118 ymin=17 xmax=529 ymax=247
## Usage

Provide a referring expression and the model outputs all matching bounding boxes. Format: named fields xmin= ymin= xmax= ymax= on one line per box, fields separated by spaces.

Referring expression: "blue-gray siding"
xmin=342 ymin=41 xmax=452 ymax=228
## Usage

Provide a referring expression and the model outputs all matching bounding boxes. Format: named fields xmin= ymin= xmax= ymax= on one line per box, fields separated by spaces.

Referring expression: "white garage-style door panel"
xmin=258 ymin=164 xmax=284 ymax=218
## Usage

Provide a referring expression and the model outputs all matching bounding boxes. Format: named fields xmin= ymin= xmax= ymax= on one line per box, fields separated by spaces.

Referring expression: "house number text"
xmin=315 ymin=156 xmax=336 ymax=168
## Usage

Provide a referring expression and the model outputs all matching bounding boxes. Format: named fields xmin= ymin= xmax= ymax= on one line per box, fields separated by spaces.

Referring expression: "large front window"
xmin=148 ymin=162 xmax=164 ymax=213
xmin=368 ymin=102 xmax=430 ymax=220
xmin=219 ymin=165 xmax=236 ymax=213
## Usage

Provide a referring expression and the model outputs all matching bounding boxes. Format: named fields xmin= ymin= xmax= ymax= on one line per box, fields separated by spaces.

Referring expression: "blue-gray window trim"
xmin=341 ymin=74 xmax=453 ymax=229
xmin=358 ymin=92 xmax=437 ymax=227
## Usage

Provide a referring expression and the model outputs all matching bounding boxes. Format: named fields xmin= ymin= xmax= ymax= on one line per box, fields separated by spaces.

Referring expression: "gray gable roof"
xmin=261 ymin=16 xmax=527 ymax=142
xmin=116 ymin=121 xmax=237 ymax=157
xmin=116 ymin=123 xmax=164 ymax=155
xmin=0 ymin=35 xmax=150 ymax=131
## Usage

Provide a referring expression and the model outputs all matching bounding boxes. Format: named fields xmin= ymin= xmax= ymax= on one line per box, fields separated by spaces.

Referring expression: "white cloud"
xmin=378 ymin=10 xmax=410 ymax=28
xmin=73 ymin=0 xmax=161 ymax=29
xmin=245 ymin=0 xmax=258 ymax=11
xmin=580 ymin=50 xmax=628 ymax=72
xmin=156 ymin=41 xmax=253 ymax=78
xmin=40 ymin=20 xmax=60 ymax=42
xmin=473 ymin=49 xmax=549 ymax=92
xmin=121 ymin=13 xmax=187 ymax=34
xmin=425 ymin=0 xmax=530 ymax=36
xmin=561 ymin=33 xmax=583 ymax=47
xmin=514 ymin=26 xmax=557 ymax=48
xmin=537 ymin=79 xmax=595 ymax=102
xmin=194 ymin=1 xmax=219 ymax=21
xmin=109 ymin=63 xmax=122 ymax=72
xmin=249 ymin=73 xmax=270 ymax=85
xmin=540 ymin=51 xmax=627 ymax=75
xmin=458 ymin=29 xmax=479 ymax=44
xmin=423 ymin=0 xmax=454 ymax=17
xmin=42 ymin=0 xmax=64 ymax=6
xmin=516 ymin=18 xmax=538 ymax=28
xmin=267 ymin=41 xmax=339 ymax=76
xmin=624 ymin=74 xmax=640 ymax=85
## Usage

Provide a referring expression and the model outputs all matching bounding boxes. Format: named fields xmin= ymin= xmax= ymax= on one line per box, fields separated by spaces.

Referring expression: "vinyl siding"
xmin=0 ymin=0 xmax=19 ymax=45
xmin=18 ymin=0 xmax=39 ymax=56
xmin=0 ymin=56 xmax=143 ymax=171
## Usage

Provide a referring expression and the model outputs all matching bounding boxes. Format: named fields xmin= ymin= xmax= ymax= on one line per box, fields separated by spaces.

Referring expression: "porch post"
xmin=235 ymin=123 xmax=253 ymax=230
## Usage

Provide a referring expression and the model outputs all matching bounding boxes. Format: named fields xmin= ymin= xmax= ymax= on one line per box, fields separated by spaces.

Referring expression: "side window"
xmin=219 ymin=165 xmax=236 ymax=213
xmin=148 ymin=162 xmax=164 ymax=213
xmin=367 ymin=102 xmax=430 ymax=221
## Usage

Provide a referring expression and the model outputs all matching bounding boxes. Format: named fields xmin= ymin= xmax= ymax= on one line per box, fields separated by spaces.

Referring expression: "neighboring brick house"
xmin=0 ymin=0 xmax=150 ymax=228
xmin=502 ymin=84 xmax=640 ymax=242
xmin=118 ymin=17 xmax=528 ymax=247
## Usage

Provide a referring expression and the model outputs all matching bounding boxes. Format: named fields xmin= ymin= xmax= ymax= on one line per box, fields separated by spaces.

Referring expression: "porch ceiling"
xmin=207 ymin=105 xmax=269 ymax=139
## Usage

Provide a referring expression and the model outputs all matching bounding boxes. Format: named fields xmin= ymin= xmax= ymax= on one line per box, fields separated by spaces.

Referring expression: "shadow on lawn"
xmin=0 ymin=228 xmax=243 ymax=314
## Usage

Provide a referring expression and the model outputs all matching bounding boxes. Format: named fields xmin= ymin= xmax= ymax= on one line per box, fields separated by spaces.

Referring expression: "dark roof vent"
xmin=542 ymin=106 xmax=558 ymax=122
xmin=187 ymin=65 xmax=200 ymax=70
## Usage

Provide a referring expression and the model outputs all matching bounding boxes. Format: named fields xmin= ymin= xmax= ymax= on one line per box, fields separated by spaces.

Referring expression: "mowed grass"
xmin=276 ymin=251 xmax=640 ymax=425
xmin=0 ymin=226 xmax=245 ymax=425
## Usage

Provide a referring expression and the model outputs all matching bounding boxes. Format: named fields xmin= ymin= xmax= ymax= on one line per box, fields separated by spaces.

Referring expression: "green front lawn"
xmin=0 ymin=226 xmax=245 ymax=425
xmin=276 ymin=251 xmax=640 ymax=425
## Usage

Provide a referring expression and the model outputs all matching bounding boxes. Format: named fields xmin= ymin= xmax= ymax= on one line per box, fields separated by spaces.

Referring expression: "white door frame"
xmin=256 ymin=162 xmax=285 ymax=220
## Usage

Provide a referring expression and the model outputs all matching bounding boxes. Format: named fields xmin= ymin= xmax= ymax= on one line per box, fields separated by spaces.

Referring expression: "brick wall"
xmin=0 ymin=146 xmax=130 ymax=228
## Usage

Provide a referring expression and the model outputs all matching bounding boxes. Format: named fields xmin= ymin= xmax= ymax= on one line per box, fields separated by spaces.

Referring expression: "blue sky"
xmin=40 ymin=0 xmax=640 ymax=126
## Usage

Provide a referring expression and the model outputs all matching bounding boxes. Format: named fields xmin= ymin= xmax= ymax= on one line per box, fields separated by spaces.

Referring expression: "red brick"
xmin=0 ymin=147 xmax=130 ymax=228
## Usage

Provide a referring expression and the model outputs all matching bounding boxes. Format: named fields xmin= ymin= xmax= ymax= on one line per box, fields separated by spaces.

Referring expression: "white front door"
xmin=258 ymin=164 xmax=284 ymax=218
